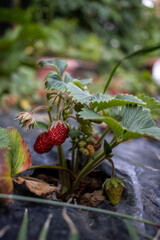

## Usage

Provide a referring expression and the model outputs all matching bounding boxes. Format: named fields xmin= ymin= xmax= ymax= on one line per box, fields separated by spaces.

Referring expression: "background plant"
xmin=0 ymin=0 xmax=159 ymax=110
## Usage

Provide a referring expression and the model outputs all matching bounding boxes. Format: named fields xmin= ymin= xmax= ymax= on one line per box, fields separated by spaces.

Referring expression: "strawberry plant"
xmin=1 ymin=53 xmax=160 ymax=205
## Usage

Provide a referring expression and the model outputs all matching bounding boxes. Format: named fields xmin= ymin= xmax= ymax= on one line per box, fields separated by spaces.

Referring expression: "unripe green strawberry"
xmin=78 ymin=140 xmax=87 ymax=148
xmin=82 ymin=148 xmax=90 ymax=156
xmin=104 ymin=178 xmax=124 ymax=205
xmin=79 ymin=147 xmax=85 ymax=153
xmin=86 ymin=135 xmax=101 ymax=150
xmin=86 ymin=144 xmax=95 ymax=155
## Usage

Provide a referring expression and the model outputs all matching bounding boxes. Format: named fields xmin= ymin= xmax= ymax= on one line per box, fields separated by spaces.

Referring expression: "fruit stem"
xmin=30 ymin=105 xmax=48 ymax=115
xmin=67 ymin=115 xmax=77 ymax=120
xmin=57 ymin=96 xmax=62 ymax=120
xmin=107 ymin=156 xmax=115 ymax=178
xmin=47 ymin=109 xmax=52 ymax=123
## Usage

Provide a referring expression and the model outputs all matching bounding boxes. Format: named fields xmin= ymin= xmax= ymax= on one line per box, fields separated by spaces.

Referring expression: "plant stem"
xmin=67 ymin=115 xmax=77 ymax=120
xmin=47 ymin=109 xmax=52 ymax=123
xmin=57 ymin=96 xmax=62 ymax=120
xmin=96 ymin=126 xmax=110 ymax=147
xmin=71 ymin=144 xmax=75 ymax=171
xmin=58 ymin=99 xmax=64 ymax=119
xmin=72 ymin=149 xmax=80 ymax=173
xmin=30 ymin=105 xmax=48 ymax=115
xmin=57 ymin=145 xmax=70 ymax=192
xmin=107 ymin=157 xmax=115 ymax=178
xmin=71 ymin=150 xmax=106 ymax=192
xmin=27 ymin=165 xmax=76 ymax=179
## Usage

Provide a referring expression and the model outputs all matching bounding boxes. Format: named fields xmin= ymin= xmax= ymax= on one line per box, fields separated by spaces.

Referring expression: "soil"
xmin=14 ymin=169 xmax=107 ymax=207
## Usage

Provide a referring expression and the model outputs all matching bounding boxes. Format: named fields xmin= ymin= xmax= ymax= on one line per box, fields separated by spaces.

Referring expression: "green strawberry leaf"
xmin=79 ymin=105 xmax=160 ymax=142
xmin=39 ymin=59 xmax=67 ymax=76
xmin=45 ymin=71 xmax=67 ymax=92
xmin=0 ymin=148 xmax=13 ymax=199
xmin=64 ymin=72 xmax=74 ymax=83
xmin=7 ymin=127 xmax=32 ymax=176
xmin=0 ymin=127 xmax=10 ymax=149
xmin=96 ymin=94 xmax=145 ymax=111
xmin=67 ymin=83 xmax=111 ymax=104
xmin=67 ymin=84 xmax=145 ymax=109
xmin=119 ymin=105 xmax=160 ymax=141
xmin=103 ymin=140 xmax=112 ymax=155
xmin=137 ymin=93 xmax=160 ymax=117
xmin=67 ymin=83 xmax=91 ymax=103
xmin=80 ymin=78 xmax=92 ymax=85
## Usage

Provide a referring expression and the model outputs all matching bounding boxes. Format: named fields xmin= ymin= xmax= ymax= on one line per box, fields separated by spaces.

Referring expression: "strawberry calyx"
xmin=50 ymin=120 xmax=70 ymax=130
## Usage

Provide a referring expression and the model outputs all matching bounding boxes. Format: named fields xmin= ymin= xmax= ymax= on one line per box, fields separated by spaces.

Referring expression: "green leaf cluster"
xmin=42 ymin=58 xmax=160 ymax=143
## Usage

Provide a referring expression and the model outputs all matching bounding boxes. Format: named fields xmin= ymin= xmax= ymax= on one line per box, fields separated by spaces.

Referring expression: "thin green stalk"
xmin=27 ymin=165 xmax=76 ymax=179
xmin=58 ymin=145 xmax=70 ymax=191
xmin=30 ymin=106 xmax=48 ymax=115
xmin=106 ymin=157 xmax=115 ymax=178
xmin=71 ymin=151 xmax=106 ymax=192
xmin=96 ymin=126 xmax=110 ymax=147
xmin=57 ymin=96 xmax=62 ymax=120
xmin=47 ymin=109 xmax=52 ymax=123
xmin=0 ymin=194 xmax=159 ymax=228
xmin=71 ymin=144 xmax=76 ymax=171
xmin=110 ymin=140 xmax=119 ymax=149
xmin=75 ymin=150 xmax=80 ymax=174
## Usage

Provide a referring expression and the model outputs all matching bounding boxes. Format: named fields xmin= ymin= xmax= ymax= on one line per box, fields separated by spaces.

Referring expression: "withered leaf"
xmin=13 ymin=177 xmax=59 ymax=196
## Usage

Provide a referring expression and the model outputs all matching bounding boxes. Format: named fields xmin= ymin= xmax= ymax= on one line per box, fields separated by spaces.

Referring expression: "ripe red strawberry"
xmin=48 ymin=120 xmax=70 ymax=145
xmin=104 ymin=178 xmax=124 ymax=205
xmin=34 ymin=132 xmax=53 ymax=154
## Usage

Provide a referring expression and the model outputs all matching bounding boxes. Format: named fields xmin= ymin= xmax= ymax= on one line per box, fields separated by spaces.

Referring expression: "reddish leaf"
xmin=7 ymin=127 xmax=32 ymax=176
xmin=0 ymin=148 xmax=13 ymax=203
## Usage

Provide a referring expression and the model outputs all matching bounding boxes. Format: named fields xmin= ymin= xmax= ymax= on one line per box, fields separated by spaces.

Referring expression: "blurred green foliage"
xmin=0 ymin=0 xmax=159 ymax=110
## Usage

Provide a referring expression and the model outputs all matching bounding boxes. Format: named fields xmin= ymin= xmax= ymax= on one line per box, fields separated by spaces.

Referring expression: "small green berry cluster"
xmin=78 ymin=135 xmax=101 ymax=156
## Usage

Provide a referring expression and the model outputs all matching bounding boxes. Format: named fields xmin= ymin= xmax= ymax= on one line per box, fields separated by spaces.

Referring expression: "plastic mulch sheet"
xmin=0 ymin=109 xmax=160 ymax=240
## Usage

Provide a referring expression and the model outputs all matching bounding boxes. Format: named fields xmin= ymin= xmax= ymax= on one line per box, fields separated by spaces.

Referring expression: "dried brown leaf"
xmin=13 ymin=177 xmax=59 ymax=196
